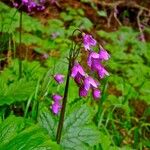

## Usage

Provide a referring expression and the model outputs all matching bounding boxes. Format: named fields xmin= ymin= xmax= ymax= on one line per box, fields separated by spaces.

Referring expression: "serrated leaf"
xmin=0 ymin=125 xmax=60 ymax=150
xmin=0 ymin=79 xmax=35 ymax=106
xmin=0 ymin=115 xmax=25 ymax=146
xmin=38 ymin=104 xmax=100 ymax=150
xmin=61 ymin=104 xmax=101 ymax=150
xmin=38 ymin=106 xmax=58 ymax=140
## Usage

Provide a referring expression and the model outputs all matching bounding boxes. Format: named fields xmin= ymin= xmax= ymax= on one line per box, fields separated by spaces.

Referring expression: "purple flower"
xmin=83 ymin=34 xmax=97 ymax=51
xmin=92 ymin=89 xmax=101 ymax=100
xmin=51 ymin=103 xmax=61 ymax=115
xmin=37 ymin=5 xmax=45 ymax=11
xmin=87 ymin=51 xmax=100 ymax=67
xmin=79 ymin=86 xmax=88 ymax=97
xmin=98 ymin=66 xmax=109 ymax=79
xmin=87 ymin=51 xmax=109 ymax=79
xmin=54 ymin=74 xmax=65 ymax=84
xmin=51 ymin=94 xmax=62 ymax=115
xmin=71 ymin=62 xmax=85 ymax=78
xmin=83 ymin=76 xmax=99 ymax=91
xmin=52 ymin=94 xmax=63 ymax=103
xmin=74 ymin=72 xmax=84 ymax=85
xmin=99 ymin=49 xmax=110 ymax=61
xmin=13 ymin=0 xmax=46 ymax=12
xmin=22 ymin=0 xmax=28 ymax=3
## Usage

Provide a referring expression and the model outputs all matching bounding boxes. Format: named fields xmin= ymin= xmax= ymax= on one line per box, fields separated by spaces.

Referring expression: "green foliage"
xmin=97 ymin=26 xmax=150 ymax=103
xmin=0 ymin=1 xmax=150 ymax=150
xmin=60 ymin=7 xmax=93 ymax=31
xmin=38 ymin=104 xmax=100 ymax=150
xmin=61 ymin=104 xmax=100 ymax=150
xmin=0 ymin=78 xmax=35 ymax=106
xmin=0 ymin=115 xmax=25 ymax=145
xmin=0 ymin=59 xmax=47 ymax=106
xmin=38 ymin=105 xmax=58 ymax=140
xmin=0 ymin=115 xmax=60 ymax=150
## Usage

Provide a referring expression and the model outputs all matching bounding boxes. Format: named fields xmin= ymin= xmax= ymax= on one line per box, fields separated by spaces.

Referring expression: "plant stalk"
xmin=56 ymin=60 xmax=72 ymax=144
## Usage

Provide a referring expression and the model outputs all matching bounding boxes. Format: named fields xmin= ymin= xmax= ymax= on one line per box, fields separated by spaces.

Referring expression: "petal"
xmin=84 ymin=76 xmax=98 ymax=91
xmin=71 ymin=62 xmax=85 ymax=78
xmin=87 ymin=51 xmax=100 ymax=67
xmin=83 ymin=34 xmax=97 ymax=51
xmin=74 ymin=72 xmax=84 ymax=85
xmin=99 ymin=49 xmax=110 ymax=60
xmin=98 ymin=66 xmax=109 ymax=78
xmin=92 ymin=89 xmax=101 ymax=100
xmin=91 ymin=59 xmax=104 ymax=72
xmin=79 ymin=86 xmax=88 ymax=97
xmin=88 ymin=76 xmax=98 ymax=88
xmin=84 ymin=77 xmax=91 ymax=91
xmin=52 ymin=94 xmax=63 ymax=103
xmin=54 ymin=74 xmax=65 ymax=84
xmin=51 ymin=103 xmax=61 ymax=114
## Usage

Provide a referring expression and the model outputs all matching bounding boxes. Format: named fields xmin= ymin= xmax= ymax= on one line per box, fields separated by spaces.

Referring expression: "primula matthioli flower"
xmin=98 ymin=66 xmax=109 ymax=79
xmin=51 ymin=94 xmax=62 ymax=114
xmin=74 ymin=72 xmax=84 ymax=85
xmin=83 ymin=34 xmax=97 ymax=51
xmin=87 ymin=51 xmax=100 ymax=67
xmin=54 ymin=74 xmax=65 ymax=84
xmin=52 ymin=94 xmax=63 ymax=103
xmin=13 ymin=0 xmax=46 ymax=12
xmin=99 ymin=49 xmax=110 ymax=61
xmin=51 ymin=103 xmax=61 ymax=115
xmin=92 ymin=88 xmax=101 ymax=100
xmin=83 ymin=76 xmax=99 ymax=91
xmin=71 ymin=62 xmax=85 ymax=78
xmin=79 ymin=86 xmax=88 ymax=97
xmin=87 ymin=51 xmax=109 ymax=79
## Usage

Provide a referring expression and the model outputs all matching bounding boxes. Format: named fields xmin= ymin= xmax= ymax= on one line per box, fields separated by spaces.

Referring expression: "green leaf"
xmin=0 ymin=79 xmax=35 ymax=106
xmin=0 ymin=115 xmax=25 ymax=146
xmin=61 ymin=104 xmax=101 ymax=150
xmin=0 ymin=125 xmax=60 ymax=150
xmin=38 ymin=104 xmax=100 ymax=150
xmin=97 ymin=11 xmax=107 ymax=17
xmin=38 ymin=106 xmax=58 ymax=140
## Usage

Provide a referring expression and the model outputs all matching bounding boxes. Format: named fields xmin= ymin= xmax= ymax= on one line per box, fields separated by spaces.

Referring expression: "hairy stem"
xmin=18 ymin=10 xmax=23 ymax=79
xmin=56 ymin=60 xmax=72 ymax=144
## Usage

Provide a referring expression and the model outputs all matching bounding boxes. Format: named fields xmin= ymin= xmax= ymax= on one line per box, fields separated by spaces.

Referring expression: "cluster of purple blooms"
xmin=51 ymin=33 xmax=110 ymax=115
xmin=12 ymin=0 xmax=48 ymax=12
xmin=71 ymin=34 xmax=110 ymax=98
xmin=51 ymin=74 xmax=64 ymax=114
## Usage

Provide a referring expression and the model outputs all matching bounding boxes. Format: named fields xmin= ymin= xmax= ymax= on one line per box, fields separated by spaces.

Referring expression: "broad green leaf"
xmin=61 ymin=104 xmax=101 ymax=150
xmin=1 ymin=125 xmax=60 ymax=150
xmin=0 ymin=115 xmax=25 ymax=146
xmin=38 ymin=106 xmax=58 ymax=140
xmin=0 ymin=79 xmax=35 ymax=106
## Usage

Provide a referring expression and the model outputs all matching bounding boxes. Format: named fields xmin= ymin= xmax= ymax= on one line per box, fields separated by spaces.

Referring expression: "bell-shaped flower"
xmin=83 ymin=34 xmax=97 ymax=51
xmin=83 ymin=76 xmax=99 ymax=91
xmin=54 ymin=74 xmax=65 ymax=84
xmin=71 ymin=62 xmax=85 ymax=79
xmin=79 ymin=86 xmax=88 ymax=97
xmin=99 ymin=48 xmax=110 ymax=61
xmin=87 ymin=51 xmax=100 ymax=67
xmin=74 ymin=72 xmax=84 ymax=85
xmin=51 ymin=103 xmax=61 ymax=115
xmin=52 ymin=94 xmax=63 ymax=103
xmin=88 ymin=55 xmax=109 ymax=79
xmin=92 ymin=88 xmax=101 ymax=100
xmin=98 ymin=66 xmax=109 ymax=79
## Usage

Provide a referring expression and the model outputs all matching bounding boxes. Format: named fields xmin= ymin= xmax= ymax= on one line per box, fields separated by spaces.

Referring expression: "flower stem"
xmin=56 ymin=60 xmax=72 ymax=144
xmin=56 ymin=29 xmax=81 ymax=143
